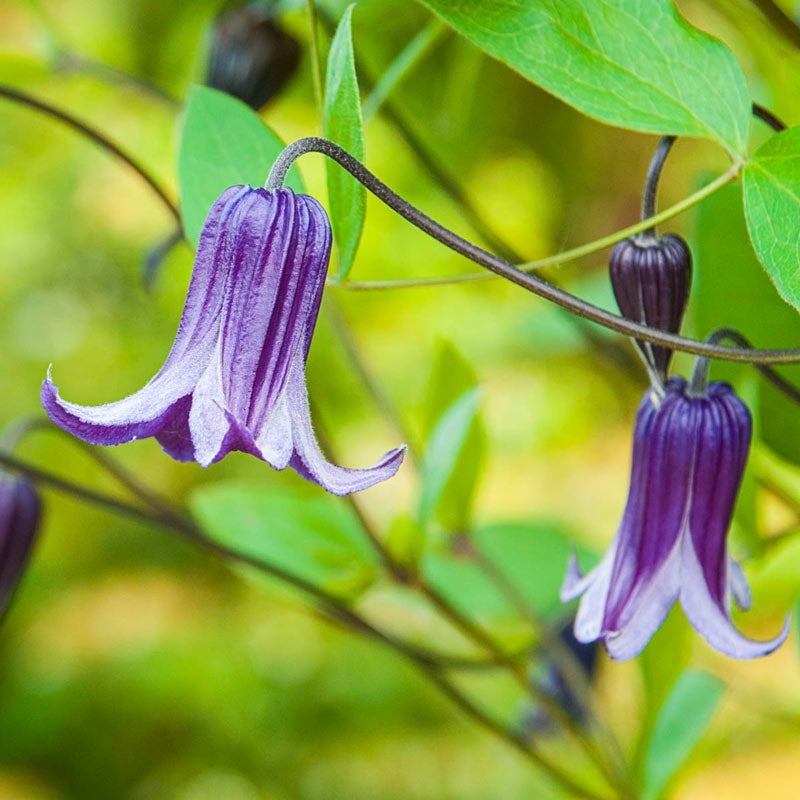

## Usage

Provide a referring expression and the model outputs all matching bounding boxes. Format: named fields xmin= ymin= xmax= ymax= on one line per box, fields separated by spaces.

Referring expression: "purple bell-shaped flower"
xmin=42 ymin=186 xmax=406 ymax=496
xmin=562 ymin=377 xmax=789 ymax=661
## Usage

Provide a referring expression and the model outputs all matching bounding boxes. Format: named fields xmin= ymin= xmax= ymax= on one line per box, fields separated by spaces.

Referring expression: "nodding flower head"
xmin=562 ymin=377 xmax=789 ymax=661
xmin=609 ymin=233 xmax=692 ymax=381
xmin=0 ymin=472 xmax=40 ymax=621
xmin=206 ymin=2 xmax=300 ymax=110
xmin=42 ymin=186 xmax=406 ymax=496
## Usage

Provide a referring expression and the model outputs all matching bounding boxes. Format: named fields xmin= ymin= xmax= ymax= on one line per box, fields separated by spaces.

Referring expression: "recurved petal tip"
xmin=681 ymin=536 xmax=788 ymax=659
xmin=290 ymin=443 xmax=407 ymax=497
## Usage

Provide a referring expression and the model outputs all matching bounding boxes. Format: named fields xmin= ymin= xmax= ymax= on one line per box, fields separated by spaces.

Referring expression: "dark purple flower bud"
xmin=562 ymin=377 xmax=789 ymax=661
xmin=206 ymin=2 xmax=300 ymax=111
xmin=609 ymin=234 xmax=691 ymax=380
xmin=42 ymin=186 xmax=406 ymax=496
xmin=0 ymin=473 xmax=40 ymax=620
xmin=525 ymin=620 xmax=599 ymax=734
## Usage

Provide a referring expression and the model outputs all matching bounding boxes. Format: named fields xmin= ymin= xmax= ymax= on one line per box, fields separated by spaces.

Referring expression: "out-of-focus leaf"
xmin=693 ymin=181 xmax=800 ymax=466
xmin=422 ymin=550 xmax=513 ymax=624
xmin=418 ymin=0 xmax=750 ymax=154
xmin=642 ymin=670 xmax=724 ymax=800
xmin=635 ymin=608 xmax=691 ymax=772
xmin=474 ymin=522 xmax=596 ymax=620
xmin=190 ymin=482 xmax=377 ymax=601
xmin=177 ymin=85 xmax=304 ymax=246
xmin=418 ymin=343 xmax=487 ymax=531
xmin=743 ymin=126 xmax=800 ymax=310
xmin=323 ymin=4 xmax=365 ymax=280
xmin=385 ymin=513 xmax=426 ymax=571
xmin=420 ymin=340 xmax=479 ymax=439
xmin=418 ymin=387 xmax=485 ymax=530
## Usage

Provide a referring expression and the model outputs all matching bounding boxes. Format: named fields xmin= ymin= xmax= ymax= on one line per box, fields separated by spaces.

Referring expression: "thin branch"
xmin=0 ymin=84 xmax=181 ymax=225
xmin=0 ymin=446 xmax=610 ymax=797
xmin=749 ymin=0 xmax=800 ymax=49
xmin=268 ymin=138 xmax=800 ymax=365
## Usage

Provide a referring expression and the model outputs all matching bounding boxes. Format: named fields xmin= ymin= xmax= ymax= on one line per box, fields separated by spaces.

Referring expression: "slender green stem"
xmin=332 ymin=164 xmax=740 ymax=291
xmin=362 ymin=19 xmax=447 ymax=122
xmin=53 ymin=50 xmax=180 ymax=107
xmin=0 ymin=84 xmax=181 ymax=225
xmin=0 ymin=450 xmax=172 ymax=529
xmin=306 ymin=0 xmax=325 ymax=130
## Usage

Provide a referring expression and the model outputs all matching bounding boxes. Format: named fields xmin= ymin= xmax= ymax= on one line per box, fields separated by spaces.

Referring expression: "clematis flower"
xmin=42 ymin=186 xmax=406 ymax=496
xmin=561 ymin=377 xmax=789 ymax=661
xmin=0 ymin=472 xmax=40 ymax=621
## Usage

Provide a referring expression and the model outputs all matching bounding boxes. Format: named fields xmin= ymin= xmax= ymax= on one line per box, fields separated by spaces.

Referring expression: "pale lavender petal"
xmin=571 ymin=540 xmax=618 ymax=643
xmin=680 ymin=535 xmax=789 ymax=659
xmin=604 ymin=537 xmax=682 ymax=661
xmin=42 ymin=366 xmax=197 ymax=448
xmin=560 ymin=549 xmax=589 ymax=602
xmin=283 ymin=364 xmax=405 ymax=496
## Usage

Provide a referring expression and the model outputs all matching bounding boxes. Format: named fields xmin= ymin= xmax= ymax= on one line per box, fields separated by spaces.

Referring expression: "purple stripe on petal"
xmin=604 ymin=537 xmax=682 ymax=661
xmin=562 ymin=377 xmax=784 ymax=661
xmin=42 ymin=185 xmax=405 ymax=496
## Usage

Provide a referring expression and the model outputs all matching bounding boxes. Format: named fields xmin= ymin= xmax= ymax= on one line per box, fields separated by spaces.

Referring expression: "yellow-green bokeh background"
xmin=1 ymin=0 xmax=800 ymax=797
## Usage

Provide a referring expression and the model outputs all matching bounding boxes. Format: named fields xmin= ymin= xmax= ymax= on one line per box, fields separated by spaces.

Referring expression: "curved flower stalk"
xmin=0 ymin=472 xmax=40 ymax=621
xmin=43 ymin=186 xmax=406 ymax=495
xmin=562 ymin=377 xmax=789 ymax=661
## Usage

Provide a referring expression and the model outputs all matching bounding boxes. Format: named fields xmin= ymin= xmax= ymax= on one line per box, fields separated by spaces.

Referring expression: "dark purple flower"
xmin=609 ymin=234 xmax=691 ymax=380
xmin=0 ymin=473 xmax=40 ymax=620
xmin=561 ymin=377 xmax=789 ymax=661
xmin=42 ymin=186 xmax=406 ymax=496
xmin=207 ymin=2 xmax=300 ymax=111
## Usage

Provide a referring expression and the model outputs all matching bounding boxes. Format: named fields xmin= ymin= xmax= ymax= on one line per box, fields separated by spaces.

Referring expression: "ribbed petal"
xmin=604 ymin=384 xmax=695 ymax=632
xmin=689 ymin=384 xmax=751 ymax=609
xmin=680 ymin=534 xmax=789 ymax=659
xmin=41 ymin=185 xmax=250 ymax=448
xmin=244 ymin=191 xmax=330 ymax=428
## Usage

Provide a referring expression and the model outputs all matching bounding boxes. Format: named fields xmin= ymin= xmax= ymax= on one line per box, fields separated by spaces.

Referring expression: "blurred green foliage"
xmin=1 ymin=1 xmax=800 ymax=799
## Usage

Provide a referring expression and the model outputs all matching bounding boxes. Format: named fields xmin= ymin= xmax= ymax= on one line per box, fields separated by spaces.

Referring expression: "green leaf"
xmin=190 ymin=482 xmax=377 ymax=601
xmin=634 ymin=608 xmax=691 ymax=773
xmin=418 ymin=0 xmax=750 ymax=153
xmin=177 ymin=86 xmax=304 ymax=246
xmin=418 ymin=386 xmax=486 ymax=529
xmin=743 ymin=126 xmax=800 ymax=311
xmin=323 ymin=4 xmax=366 ymax=280
xmin=695 ymin=180 xmax=800 ymax=464
xmin=420 ymin=521 xmax=594 ymax=634
xmin=417 ymin=343 xmax=487 ymax=531
xmin=385 ymin=513 xmax=426 ymax=571
xmin=642 ymin=670 xmax=724 ymax=800
xmin=420 ymin=340 xmax=479 ymax=440
xmin=474 ymin=521 xmax=596 ymax=619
